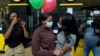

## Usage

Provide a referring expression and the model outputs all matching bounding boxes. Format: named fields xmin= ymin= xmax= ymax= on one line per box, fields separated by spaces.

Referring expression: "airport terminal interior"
xmin=0 ymin=0 xmax=100 ymax=56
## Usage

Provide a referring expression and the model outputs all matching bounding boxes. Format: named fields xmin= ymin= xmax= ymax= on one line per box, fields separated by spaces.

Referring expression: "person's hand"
xmin=79 ymin=23 xmax=86 ymax=34
xmin=95 ymin=29 xmax=99 ymax=33
xmin=53 ymin=49 xmax=61 ymax=56
xmin=81 ymin=23 xmax=86 ymax=28
xmin=11 ymin=17 xmax=18 ymax=26
xmin=20 ymin=19 xmax=26 ymax=27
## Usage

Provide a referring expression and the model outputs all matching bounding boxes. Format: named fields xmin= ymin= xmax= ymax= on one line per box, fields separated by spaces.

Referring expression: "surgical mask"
xmin=86 ymin=20 xmax=93 ymax=25
xmin=44 ymin=21 xmax=53 ymax=28
xmin=57 ymin=23 xmax=62 ymax=28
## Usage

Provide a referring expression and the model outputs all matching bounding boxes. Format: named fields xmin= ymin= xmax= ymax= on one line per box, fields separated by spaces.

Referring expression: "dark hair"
xmin=94 ymin=16 xmax=100 ymax=22
xmin=39 ymin=13 xmax=52 ymax=26
xmin=6 ymin=11 xmax=19 ymax=19
xmin=33 ymin=13 xmax=52 ymax=31
xmin=5 ymin=11 xmax=19 ymax=24
xmin=62 ymin=13 xmax=78 ymax=35
xmin=62 ymin=13 xmax=80 ymax=51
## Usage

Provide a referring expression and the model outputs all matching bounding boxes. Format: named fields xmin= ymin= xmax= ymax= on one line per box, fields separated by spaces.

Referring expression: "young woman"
xmin=32 ymin=13 xmax=61 ymax=56
xmin=56 ymin=13 xmax=79 ymax=56
xmin=79 ymin=16 xmax=100 ymax=56
xmin=4 ymin=11 xmax=29 ymax=56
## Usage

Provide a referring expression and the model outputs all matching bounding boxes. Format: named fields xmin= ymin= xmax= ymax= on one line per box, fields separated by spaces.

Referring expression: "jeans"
xmin=84 ymin=43 xmax=100 ymax=56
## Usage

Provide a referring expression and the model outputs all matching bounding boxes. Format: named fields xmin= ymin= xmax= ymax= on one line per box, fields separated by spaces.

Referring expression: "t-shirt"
xmin=56 ymin=31 xmax=76 ymax=56
xmin=84 ymin=26 xmax=99 ymax=46
xmin=3 ymin=23 xmax=24 ymax=48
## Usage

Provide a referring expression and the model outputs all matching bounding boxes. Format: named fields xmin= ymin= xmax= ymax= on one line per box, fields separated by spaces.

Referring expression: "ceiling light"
xmin=65 ymin=0 xmax=76 ymax=2
xmin=7 ymin=3 xmax=29 ymax=6
xmin=13 ymin=0 xmax=21 ymax=2
xmin=59 ymin=3 xmax=83 ymax=7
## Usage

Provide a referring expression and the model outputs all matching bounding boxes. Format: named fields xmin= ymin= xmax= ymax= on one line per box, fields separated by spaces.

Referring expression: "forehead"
xmin=44 ymin=16 xmax=52 ymax=22
xmin=47 ymin=16 xmax=52 ymax=20
xmin=10 ymin=13 xmax=17 ymax=16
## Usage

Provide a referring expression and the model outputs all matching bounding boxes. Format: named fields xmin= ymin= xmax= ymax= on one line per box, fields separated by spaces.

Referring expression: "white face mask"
xmin=86 ymin=20 xmax=93 ymax=25
xmin=57 ymin=23 xmax=62 ymax=28
xmin=44 ymin=21 xmax=53 ymax=28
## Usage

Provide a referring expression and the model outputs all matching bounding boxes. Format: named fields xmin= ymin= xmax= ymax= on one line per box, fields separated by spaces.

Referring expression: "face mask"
xmin=86 ymin=20 xmax=93 ymax=25
xmin=44 ymin=21 xmax=53 ymax=28
xmin=57 ymin=23 xmax=62 ymax=28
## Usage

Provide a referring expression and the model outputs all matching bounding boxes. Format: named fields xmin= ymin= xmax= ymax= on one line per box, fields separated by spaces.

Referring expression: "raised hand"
xmin=20 ymin=19 xmax=26 ymax=27
xmin=11 ymin=17 xmax=18 ymax=25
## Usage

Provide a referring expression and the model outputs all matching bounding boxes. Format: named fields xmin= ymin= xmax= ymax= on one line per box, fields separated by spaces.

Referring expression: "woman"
xmin=79 ymin=16 xmax=100 ymax=56
xmin=56 ymin=13 xmax=79 ymax=56
xmin=4 ymin=11 xmax=29 ymax=56
xmin=32 ymin=13 xmax=61 ymax=56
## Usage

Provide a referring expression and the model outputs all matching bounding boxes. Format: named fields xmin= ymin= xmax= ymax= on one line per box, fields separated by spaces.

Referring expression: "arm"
xmin=4 ymin=23 xmax=14 ymax=39
xmin=4 ymin=17 xmax=18 ymax=39
xmin=20 ymin=20 xmax=29 ymax=38
xmin=22 ymin=26 xmax=29 ymax=38
xmin=60 ymin=34 xmax=76 ymax=55
xmin=79 ymin=23 xmax=86 ymax=34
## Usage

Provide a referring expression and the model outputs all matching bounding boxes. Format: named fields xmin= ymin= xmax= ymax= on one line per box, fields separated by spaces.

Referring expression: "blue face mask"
xmin=57 ymin=23 xmax=62 ymax=28
xmin=86 ymin=20 xmax=93 ymax=25
xmin=44 ymin=21 xmax=53 ymax=28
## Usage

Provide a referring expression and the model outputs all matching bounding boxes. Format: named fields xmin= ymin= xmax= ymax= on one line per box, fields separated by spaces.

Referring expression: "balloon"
xmin=29 ymin=0 xmax=44 ymax=9
xmin=43 ymin=0 xmax=57 ymax=13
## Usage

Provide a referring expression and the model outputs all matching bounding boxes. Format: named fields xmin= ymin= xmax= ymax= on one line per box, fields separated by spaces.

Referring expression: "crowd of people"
xmin=1 ymin=11 xmax=100 ymax=56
